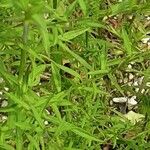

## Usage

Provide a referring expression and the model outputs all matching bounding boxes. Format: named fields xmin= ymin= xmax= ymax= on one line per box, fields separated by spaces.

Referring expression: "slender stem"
xmin=16 ymin=20 xmax=29 ymax=150
xmin=85 ymin=31 xmax=88 ymax=48
xmin=18 ymin=21 xmax=29 ymax=83
xmin=142 ymin=112 xmax=148 ymax=131
xmin=53 ymin=0 xmax=57 ymax=9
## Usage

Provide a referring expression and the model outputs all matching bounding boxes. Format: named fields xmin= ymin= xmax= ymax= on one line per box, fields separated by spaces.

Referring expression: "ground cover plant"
xmin=0 ymin=0 xmax=150 ymax=149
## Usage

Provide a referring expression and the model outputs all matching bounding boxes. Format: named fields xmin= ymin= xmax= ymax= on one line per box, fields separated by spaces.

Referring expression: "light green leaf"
xmin=78 ymin=0 xmax=87 ymax=15
xmin=72 ymin=128 xmax=101 ymax=142
xmin=52 ymin=61 xmax=81 ymax=79
xmin=30 ymin=105 xmax=44 ymax=129
xmin=6 ymin=93 xmax=29 ymax=110
xmin=122 ymin=27 xmax=132 ymax=56
xmin=26 ymin=134 xmax=40 ymax=150
xmin=59 ymin=28 xmax=89 ymax=41
xmin=59 ymin=42 xmax=92 ymax=70
xmin=32 ymin=14 xmax=50 ymax=53
xmin=28 ymin=64 xmax=46 ymax=87
xmin=51 ymin=62 xmax=61 ymax=92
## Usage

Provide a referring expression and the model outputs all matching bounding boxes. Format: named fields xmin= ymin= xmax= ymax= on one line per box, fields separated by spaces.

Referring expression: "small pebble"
xmin=138 ymin=76 xmax=144 ymax=85
xmin=0 ymin=116 xmax=8 ymax=123
xmin=44 ymin=120 xmax=49 ymax=125
xmin=118 ymin=79 xmax=123 ymax=83
xmin=141 ymin=38 xmax=150 ymax=44
xmin=1 ymin=100 xmax=8 ymax=107
xmin=135 ymin=88 xmax=139 ymax=93
xmin=141 ymin=89 xmax=145 ymax=94
xmin=127 ymin=64 xmax=132 ymax=69
xmin=129 ymin=73 xmax=134 ymax=80
xmin=4 ymin=87 xmax=9 ymax=91
xmin=147 ymin=16 xmax=150 ymax=20
xmin=36 ymin=92 xmax=40 ymax=96
xmin=133 ymin=81 xmax=138 ymax=86
xmin=123 ymin=78 xmax=128 ymax=83
xmin=113 ymin=97 xmax=127 ymax=103
xmin=146 ymin=82 xmax=150 ymax=87
xmin=128 ymin=96 xmax=137 ymax=106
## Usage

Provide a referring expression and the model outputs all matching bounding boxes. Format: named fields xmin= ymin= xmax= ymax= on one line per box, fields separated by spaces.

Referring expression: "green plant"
xmin=0 ymin=0 xmax=150 ymax=149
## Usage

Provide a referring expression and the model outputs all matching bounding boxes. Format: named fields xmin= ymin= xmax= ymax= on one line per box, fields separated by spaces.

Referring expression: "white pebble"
xmin=141 ymin=89 xmax=145 ymax=94
xmin=1 ymin=100 xmax=8 ymax=107
xmin=4 ymin=87 xmax=9 ymax=91
xmin=146 ymin=82 xmax=150 ymax=87
xmin=138 ymin=76 xmax=144 ymax=85
xmin=118 ymin=79 xmax=123 ymax=83
xmin=128 ymin=96 xmax=137 ymax=106
xmin=44 ymin=13 xmax=49 ymax=19
xmin=133 ymin=81 xmax=138 ymax=86
xmin=45 ymin=109 xmax=50 ymax=115
xmin=129 ymin=73 xmax=134 ymax=80
xmin=141 ymin=38 xmax=150 ymax=44
xmin=113 ymin=97 xmax=127 ymax=103
xmin=147 ymin=16 xmax=150 ymax=20
xmin=124 ymin=78 xmax=128 ymax=83
xmin=128 ymin=64 xmax=132 ymax=69
xmin=1 ymin=116 xmax=8 ymax=122
xmin=135 ymin=88 xmax=139 ymax=92
xmin=44 ymin=120 xmax=49 ymax=125
xmin=36 ymin=92 xmax=40 ymax=96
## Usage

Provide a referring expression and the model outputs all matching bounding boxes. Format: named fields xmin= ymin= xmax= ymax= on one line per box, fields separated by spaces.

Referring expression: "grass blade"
xmin=59 ymin=28 xmax=89 ymax=41
xmin=77 ymin=0 xmax=87 ymax=15
xmin=122 ymin=27 xmax=132 ymax=56
xmin=52 ymin=61 xmax=81 ymax=79
xmin=59 ymin=42 xmax=92 ymax=70
xmin=51 ymin=62 xmax=61 ymax=92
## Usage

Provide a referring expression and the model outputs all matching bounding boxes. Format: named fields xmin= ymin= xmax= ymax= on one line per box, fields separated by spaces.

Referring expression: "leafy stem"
xmin=18 ymin=21 xmax=29 ymax=83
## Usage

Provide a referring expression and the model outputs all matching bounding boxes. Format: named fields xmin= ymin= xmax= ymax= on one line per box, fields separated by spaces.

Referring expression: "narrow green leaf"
xmin=122 ymin=27 xmax=132 ymax=56
xmin=59 ymin=28 xmax=89 ymax=41
xmin=0 ymin=61 xmax=18 ymax=86
xmin=49 ymin=91 xmax=67 ymax=104
xmin=51 ymin=104 xmax=62 ymax=120
xmin=32 ymin=14 xmax=50 ymax=53
xmin=80 ymin=21 xmax=105 ymax=29
xmin=78 ymin=86 xmax=109 ymax=95
xmin=52 ymin=61 xmax=81 ymax=79
xmin=0 ymin=144 xmax=15 ymax=150
xmin=72 ymin=128 xmax=101 ymax=142
xmin=30 ymin=105 xmax=44 ymax=129
xmin=6 ymin=93 xmax=29 ymax=110
xmin=59 ymin=42 xmax=92 ymax=70
xmin=52 ymin=27 xmax=58 ymax=45
xmin=26 ymin=134 xmax=40 ymax=150
xmin=108 ymin=73 xmax=124 ymax=96
xmin=78 ymin=0 xmax=87 ymax=15
xmin=51 ymin=62 xmax=61 ymax=92
xmin=88 ymin=69 xmax=110 ymax=75
xmin=15 ymin=122 xmax=31 ymax=130
xmin=28 ymin=64 xmax=46 ymax=87
xmin=0 ymin=107 xmax=15 ymax=113
xmin=65 ymin=0 xmax=77 ymax=17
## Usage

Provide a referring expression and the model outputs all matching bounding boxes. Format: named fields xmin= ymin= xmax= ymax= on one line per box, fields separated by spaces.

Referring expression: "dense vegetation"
xmin=0 ymin=0 xmax=150 ymax=149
